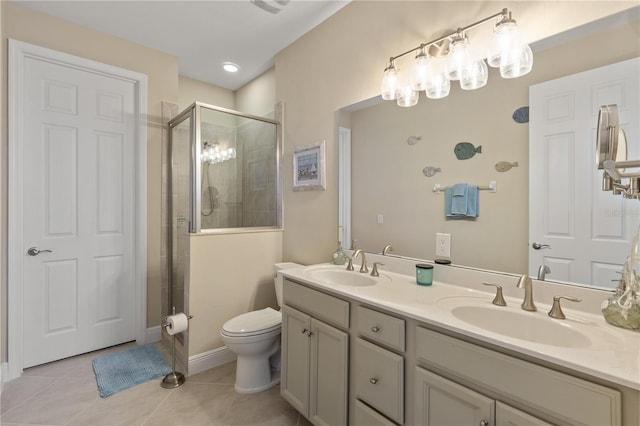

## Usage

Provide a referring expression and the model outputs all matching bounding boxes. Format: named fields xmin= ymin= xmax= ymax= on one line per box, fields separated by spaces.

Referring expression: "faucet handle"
xmin=346 ymin=257 xmax=354 ymax=271
xmin=548 ymin=296 xmax=582 ymax=319
xmin=481 ymin=282 xmax=507 ymax=306
xmin=371 ymin=262 xmax=385 ymax=277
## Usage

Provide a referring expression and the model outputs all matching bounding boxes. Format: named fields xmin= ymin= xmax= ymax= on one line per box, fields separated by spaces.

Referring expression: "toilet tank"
xmin=274 ymin=262 xmax=303 ymax=307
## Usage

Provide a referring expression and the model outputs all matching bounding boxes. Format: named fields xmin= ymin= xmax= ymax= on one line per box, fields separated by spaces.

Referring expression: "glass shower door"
xmin=168 ymin=109 xmax=193 ymax=315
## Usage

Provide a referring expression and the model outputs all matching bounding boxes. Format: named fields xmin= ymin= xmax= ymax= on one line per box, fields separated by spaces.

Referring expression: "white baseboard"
xmin=146 ymin=325 xmax=162 ymax=343
xmin=188 ymin=346 xmax=236 ymax=376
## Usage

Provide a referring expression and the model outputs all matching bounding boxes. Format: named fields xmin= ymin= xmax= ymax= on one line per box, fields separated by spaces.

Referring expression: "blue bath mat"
xmin=92 ymin=344 xmax=172 ymax=397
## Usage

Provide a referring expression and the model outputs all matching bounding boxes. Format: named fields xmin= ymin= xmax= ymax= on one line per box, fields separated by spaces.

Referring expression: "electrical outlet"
xmin=377 ymin=213 xmax=384 ymax=224
xmin=436 ymin=233 xmax=451 ymax=257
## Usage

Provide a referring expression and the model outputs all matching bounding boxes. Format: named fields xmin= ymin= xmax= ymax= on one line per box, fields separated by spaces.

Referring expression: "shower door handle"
xmin=27 ymin=247 xmax=52 ymax=256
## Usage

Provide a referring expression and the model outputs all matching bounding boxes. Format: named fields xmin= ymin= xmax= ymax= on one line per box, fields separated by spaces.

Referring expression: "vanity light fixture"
xmin=380 ymin=8 xmax=533 ymax=106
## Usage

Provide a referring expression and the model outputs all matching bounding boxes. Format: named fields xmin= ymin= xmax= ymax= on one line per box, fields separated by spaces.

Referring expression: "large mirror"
xmin=339 ymin=7 xmax=640 ymax=290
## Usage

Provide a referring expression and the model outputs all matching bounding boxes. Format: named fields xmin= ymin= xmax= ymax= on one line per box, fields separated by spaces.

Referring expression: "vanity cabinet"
xmin=281 ymin=279 xmax=349 ymax=426
xmin=281 ymin=276 xmax=632 ymax=426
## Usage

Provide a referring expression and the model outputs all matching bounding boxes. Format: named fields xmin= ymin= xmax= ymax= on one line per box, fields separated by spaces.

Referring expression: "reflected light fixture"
xmin=202 ymin=140 xmax=236 ymax=164
xmin=380 ymin=8 xmax=532 ymax=106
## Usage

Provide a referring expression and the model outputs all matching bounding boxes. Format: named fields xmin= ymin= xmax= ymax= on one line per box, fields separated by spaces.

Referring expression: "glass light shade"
xmin=499 ymin=43 xmax=533 ymax=78
xmin=396 ymin=84 xmax=419 ymax=107
xmin=487 ymin=20 xmax=520 ymax=68
xmin=381 ymin=62 xmax=400 ymax=100
xmin=445 ymin=37 xmax=472 ymax=81
xmin=460 ymin=59 xmax=488 ymax=90
xmin=425 ymin=57 xmax=450 ymax=99
xmin=410 ymin=49 xmax=429 ymax=91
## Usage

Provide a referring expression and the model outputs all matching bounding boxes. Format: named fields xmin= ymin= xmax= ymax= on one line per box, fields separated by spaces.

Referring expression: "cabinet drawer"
xmin=355 ymin=338 xmax=404 ymax=424
xmin=356 ymin=306 xmax=405 ymax=352
xmin=416 ymin=326 xmax=621 ymax=426
xmin=283 ymin=279 xmax=349 ymax=329
xmin=353 ymin=400 xmax=397 ymax=426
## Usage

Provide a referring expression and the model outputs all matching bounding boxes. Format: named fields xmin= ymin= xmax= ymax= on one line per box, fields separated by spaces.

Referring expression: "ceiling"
xmin=13 ymin=0 xmax=350 ymax=91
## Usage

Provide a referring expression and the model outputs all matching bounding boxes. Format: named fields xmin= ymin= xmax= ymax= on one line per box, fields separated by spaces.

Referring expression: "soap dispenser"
xmin=332 ymin=226 xmax=347 ymax=265
xmin=332 ymin=242 xmax=347 ymax=265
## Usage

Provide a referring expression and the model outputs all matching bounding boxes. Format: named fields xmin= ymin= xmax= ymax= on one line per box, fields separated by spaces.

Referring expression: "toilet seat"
xmin=222 ymin=307 xmax=281 ymax=337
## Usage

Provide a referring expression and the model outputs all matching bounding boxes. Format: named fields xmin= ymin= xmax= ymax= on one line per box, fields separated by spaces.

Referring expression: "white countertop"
xmin=282 ymin=263 xmax=640 ymax=391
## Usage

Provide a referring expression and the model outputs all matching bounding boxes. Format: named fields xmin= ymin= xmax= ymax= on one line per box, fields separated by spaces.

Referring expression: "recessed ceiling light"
xmin=223 ymin=62 xmax=240 ymax=73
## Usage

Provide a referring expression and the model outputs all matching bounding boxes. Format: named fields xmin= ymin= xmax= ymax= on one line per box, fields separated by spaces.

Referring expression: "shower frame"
xmin=167 ymin=101 xmax=283 ymax=314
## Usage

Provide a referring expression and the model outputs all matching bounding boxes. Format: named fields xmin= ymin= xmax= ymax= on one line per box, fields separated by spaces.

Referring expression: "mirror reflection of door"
xmin=529 ymin=57 xmax=640 ymax=289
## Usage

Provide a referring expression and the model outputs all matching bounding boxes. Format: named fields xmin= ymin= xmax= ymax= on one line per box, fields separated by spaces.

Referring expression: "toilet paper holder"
xmin=161 ymin=307 xmax=193 ymax=389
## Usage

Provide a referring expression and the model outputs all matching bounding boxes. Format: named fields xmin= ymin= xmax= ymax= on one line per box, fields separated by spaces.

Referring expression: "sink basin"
xmin=450 ymin=305 xmax=591 ymax=348
xmin=303 ymin=265 xmax=378 ymax=287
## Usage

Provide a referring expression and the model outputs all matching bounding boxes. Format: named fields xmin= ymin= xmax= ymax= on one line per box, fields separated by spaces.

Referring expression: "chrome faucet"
xmin=537 ymin=265 xmax=551 ymax=281
xmin=516 ymin=274 xmax=537 ymax=311
xmin=382 ymin=244 xmax=393 ymax=255
xmin=346 ymin=249 xmax=369 ymax=273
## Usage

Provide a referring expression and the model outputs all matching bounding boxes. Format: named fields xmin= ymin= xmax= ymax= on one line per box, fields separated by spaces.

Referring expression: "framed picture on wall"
xmin=293 ymin=140 xmax=326 ymax=191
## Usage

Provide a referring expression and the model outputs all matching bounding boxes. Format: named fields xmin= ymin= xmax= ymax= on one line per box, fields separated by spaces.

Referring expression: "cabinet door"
xmin=415 ymin=367 xmax=494 ymax=426
xmin=281 ymin=305 xmax=311 ymax=417
xmin=496 ymin=401 xmax=553 ymax=426
xmin=309 ymin=318 xmax=349 ymax=426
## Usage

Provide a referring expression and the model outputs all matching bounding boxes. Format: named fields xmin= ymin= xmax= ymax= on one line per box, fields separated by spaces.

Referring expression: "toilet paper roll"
xmin=166 ymin=313 xmax=189 ymax=335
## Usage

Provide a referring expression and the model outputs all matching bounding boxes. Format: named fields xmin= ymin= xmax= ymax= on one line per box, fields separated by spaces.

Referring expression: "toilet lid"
xmin=222 ymin=307 xmax=282 ymax=336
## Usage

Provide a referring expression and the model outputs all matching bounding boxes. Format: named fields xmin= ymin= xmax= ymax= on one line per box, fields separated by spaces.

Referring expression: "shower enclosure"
xmin=168 ymin=102 xmax=281 ymax=315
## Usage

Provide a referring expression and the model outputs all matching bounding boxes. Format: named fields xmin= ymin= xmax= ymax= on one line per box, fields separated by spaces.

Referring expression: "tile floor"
xmin=1 ymin=343 xmax=311 ymax=426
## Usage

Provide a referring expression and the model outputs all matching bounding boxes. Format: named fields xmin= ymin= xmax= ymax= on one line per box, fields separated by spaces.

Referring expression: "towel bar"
xmin=433 ymin=181 xmax=497 ymax=193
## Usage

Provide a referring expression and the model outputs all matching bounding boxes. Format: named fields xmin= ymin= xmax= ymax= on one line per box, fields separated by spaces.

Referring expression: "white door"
xmin=529 ymin=58 xmax=640 ymax=288
xmin=14 ymin=42 xmax=139 ymax=368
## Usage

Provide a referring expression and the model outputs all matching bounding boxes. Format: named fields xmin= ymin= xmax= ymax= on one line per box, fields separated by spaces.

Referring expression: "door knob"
xmin=532 ymin=242 xmax=551 ymax=250
xmin=27 ymin=247 xmax=52 ymax=256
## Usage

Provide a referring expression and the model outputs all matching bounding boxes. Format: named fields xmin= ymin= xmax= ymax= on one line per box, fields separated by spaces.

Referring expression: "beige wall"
xmin=236 ymin=68 xmax=276 ymax=117
xmin=350 ymin=21 xmax=639 ymax=274
xmin=276 ymin=1 xmax=639 ymax=266
xmin=187 ymin=230 xmax=283 ymax=355
xmin=178 ymin=75 xmax=235 ymax=112
xmin=0 ymin=2 xmax=180 ymax=361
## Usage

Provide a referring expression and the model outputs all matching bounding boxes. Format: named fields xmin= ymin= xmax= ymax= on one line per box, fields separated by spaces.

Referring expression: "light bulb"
xmin=499 ymin=43 xmax=533 ymax=78
xmin=410 ymin=48 xmax=429 ymax=91
xmin=460 ymin=59 xmax=488 ymax=90
xmin=488 ymin=20 xmax=520 ymax=68
xmin=425 ymin=56 xmax=450 ymax=99
xmin=381 ymin=60 xmax=400 ymax=100
xmin=445 ymin=34 xmax=472 ymax=81
xmin=396 ymin=84 xmax=419 ymax=107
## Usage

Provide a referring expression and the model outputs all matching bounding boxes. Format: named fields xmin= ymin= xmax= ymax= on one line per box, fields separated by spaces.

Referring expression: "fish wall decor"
xmin=495 ymin=161 xmax=519 ymax=172
xmin=512 ymin=106 xmax=529 ymax=123
xmin=454 ymin=142 xmax=482 ymax=160
xmin=423 ymin=166 xmax=441 ymax=177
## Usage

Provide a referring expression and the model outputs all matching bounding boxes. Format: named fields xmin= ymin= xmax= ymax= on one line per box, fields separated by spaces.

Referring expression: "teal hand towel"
xmin=466 ymin=185 xmax=479 ymax=217
xmin=445 ymin=186 xmax=455 ymax=217
xmin=451 ymin=183 xmax=468 ymax=215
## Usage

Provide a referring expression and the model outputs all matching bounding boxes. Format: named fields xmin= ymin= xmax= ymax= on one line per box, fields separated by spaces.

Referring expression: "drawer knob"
xmin=301 ymin=328 xmax=312 ymax=337
xmin=371 ymin=326 xmax=381 ymax=333
xmin=480 ymin=421 xmax=489 ymax=426
xmin=369 ymin=377 xmax=379 ymax=385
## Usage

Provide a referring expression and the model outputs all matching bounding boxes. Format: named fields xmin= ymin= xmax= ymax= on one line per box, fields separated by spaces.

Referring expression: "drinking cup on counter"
xmin=416 ymin=264 xmax=433 ymax=286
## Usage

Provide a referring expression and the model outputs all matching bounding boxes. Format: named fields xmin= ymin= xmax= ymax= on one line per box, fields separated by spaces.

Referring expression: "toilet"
xmin=220 ymin=262 xmax=302 ymax=394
